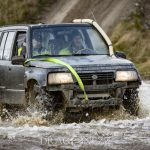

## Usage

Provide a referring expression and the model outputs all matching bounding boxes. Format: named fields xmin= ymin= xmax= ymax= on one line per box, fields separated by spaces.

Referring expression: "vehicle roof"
xmin=0 ymin=23 xmax=91 ymax=31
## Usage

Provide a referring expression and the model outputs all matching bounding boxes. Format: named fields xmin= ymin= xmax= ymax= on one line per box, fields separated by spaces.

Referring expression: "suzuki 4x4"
xmin=0 ymin=19 xmax=141 ymax=120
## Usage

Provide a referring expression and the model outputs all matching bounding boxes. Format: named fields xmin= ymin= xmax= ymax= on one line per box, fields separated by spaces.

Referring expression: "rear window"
xmin=3 ymin=32 xmax=15 ymax=60
xmin=0 ymin=32 xmax=8 ymax=59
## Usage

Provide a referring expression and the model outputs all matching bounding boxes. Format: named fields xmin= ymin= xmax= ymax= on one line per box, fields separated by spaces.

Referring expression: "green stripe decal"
xmin=25 ymin=58 xmax=88 ymax=102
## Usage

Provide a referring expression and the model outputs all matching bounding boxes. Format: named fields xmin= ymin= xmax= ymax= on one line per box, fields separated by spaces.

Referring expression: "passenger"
xmin=17 ymin=38 xmax=26 ymax=58
xmin=57 ymin=37 xmax=71 ymax=55
xmin=32 ymin=34 xmax=50 ymax=56
xmin=48 ymin=37 xmax=68 ymax=55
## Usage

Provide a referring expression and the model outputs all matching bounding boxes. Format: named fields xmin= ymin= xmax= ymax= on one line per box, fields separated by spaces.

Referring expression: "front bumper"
xmin=68 ymin=97 xmax=122 ymax=108
xmin=46 ymin=81 xmax=140 ymax=109
xmin=46 ymin=82 xmax=128 ymax=108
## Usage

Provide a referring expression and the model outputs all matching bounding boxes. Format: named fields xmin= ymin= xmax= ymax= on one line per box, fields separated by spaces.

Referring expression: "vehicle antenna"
xmin=90 ymin=10 xmax=97 ymax=22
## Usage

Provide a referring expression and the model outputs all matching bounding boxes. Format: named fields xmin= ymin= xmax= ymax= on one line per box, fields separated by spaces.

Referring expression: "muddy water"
xmin=0 ymin=81 xmax=150 ymax=150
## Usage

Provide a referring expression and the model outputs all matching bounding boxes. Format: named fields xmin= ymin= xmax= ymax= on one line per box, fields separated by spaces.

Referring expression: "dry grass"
xmin=0 ymin=0 xmax=56 ymax=25
xmin=110 ymin=18 xmax=150 ymax=77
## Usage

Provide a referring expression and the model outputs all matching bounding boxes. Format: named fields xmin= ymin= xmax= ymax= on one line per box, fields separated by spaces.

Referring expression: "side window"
xmin=3 ymin=32 xmax=15 ymax=60
xmin=0 ymin=32 xmax=8 ymax=59
xmin=12 ymin=32 xmax=26 ymax=57
xmin=87 ymin=28 xmax=108 ymax=54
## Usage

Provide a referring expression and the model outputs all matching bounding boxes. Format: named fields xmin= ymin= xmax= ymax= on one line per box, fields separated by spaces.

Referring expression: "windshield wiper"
xmin=32 ymin=54 xmax=101 ymax=58
xmin=33 ymin=54 xmax=52 ymax=58
xmin=73 ymin=53 xmax=98 ymax=56
xmin=33 ymin=54 xmax=74 ymax=57
xmin=73 ymin=53 xmax=90 ymax=56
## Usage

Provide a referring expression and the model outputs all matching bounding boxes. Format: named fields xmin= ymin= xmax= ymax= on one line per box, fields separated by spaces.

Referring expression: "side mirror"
xmin=12 ymin=56 xmax=25 ymax=65
xmin=115 ymin=51 xmax=126 ymax=59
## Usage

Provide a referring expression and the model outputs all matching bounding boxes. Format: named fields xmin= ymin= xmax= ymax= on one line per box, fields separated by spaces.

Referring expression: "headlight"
xmin=116 ymin=71 xmax=138 ymax=81
xmin=48 ymin=73 xmax=74 ymax=85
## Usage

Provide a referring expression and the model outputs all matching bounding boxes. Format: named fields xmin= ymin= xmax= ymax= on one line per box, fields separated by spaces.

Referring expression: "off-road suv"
xmin=0 ymin=19 xmax=141 ymax=119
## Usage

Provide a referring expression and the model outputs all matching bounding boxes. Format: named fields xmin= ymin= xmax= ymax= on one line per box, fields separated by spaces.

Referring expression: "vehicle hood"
xmin=25 ymin=55 xmax=136 ymax=71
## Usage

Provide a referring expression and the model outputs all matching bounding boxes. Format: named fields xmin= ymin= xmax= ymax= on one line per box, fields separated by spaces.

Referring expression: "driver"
xmin=58 ymin=30 xmax=84 ymax=55
xmin=70 ymin=30 xmax=84 ymax=54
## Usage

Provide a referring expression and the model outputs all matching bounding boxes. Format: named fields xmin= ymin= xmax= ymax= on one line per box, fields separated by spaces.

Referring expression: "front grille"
xmin=77 ymin=72 xmax=114 ymax=85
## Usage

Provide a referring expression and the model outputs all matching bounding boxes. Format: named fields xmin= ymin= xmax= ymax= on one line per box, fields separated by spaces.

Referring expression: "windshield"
xmin=30 ymin=25 xmax=109 ymax=57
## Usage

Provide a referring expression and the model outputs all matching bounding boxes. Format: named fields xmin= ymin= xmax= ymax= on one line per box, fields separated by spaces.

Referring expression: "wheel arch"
xmin=27 ymin=79 xmax=38 ymax=89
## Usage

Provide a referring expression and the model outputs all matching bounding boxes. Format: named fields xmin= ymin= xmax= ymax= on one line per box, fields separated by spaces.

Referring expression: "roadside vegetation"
xmin=111 ymin=9 xmax=150 ymax=78
xmin=0 ymin=0 xmax=56 ymax=25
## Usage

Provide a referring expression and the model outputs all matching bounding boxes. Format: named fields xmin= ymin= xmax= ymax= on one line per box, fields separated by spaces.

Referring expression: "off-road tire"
xmin=35 ymin=93 xmax=54 ymax=118
xmin=123 ymin=89 xmax=139 ymax=116
xmin=26 ymin=84 xmax=54 ymax=119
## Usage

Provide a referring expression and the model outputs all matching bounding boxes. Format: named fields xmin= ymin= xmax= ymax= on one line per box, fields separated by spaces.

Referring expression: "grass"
xmin=0 ymin=0 xmax=56 ymax=25
xmin=110 ymin=11 xmax=150 ymax=78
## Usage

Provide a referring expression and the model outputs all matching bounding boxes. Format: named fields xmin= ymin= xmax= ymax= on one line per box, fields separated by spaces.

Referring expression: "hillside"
xmin=0 ymin=0 xmax=149 ymax=77
xmin=41 ymin=0 xmax=137 ymax=33
xmin=110 ymin=0 xmax=150 ymax=77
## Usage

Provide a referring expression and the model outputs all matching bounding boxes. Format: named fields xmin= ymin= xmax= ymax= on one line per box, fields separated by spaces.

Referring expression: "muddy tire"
xmin=123 ymin=89 xmax=139 ymax=116
xmin=27 ymin=84 xmax=54 ymax=119
xmin=35 ymin=93 xmax=54 ymax=117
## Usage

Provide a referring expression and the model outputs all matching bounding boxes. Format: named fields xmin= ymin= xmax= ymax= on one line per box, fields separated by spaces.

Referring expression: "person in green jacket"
xmin=58 ymin=30 xmax=84 ymax=55
xmin=17 ymin=38 xmax=26 ymax=58
xmin=32 ymin=37 xmax=51 ymax=56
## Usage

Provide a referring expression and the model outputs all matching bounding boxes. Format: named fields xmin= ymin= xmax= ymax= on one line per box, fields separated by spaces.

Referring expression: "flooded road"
xmin=0 ymin=81 xmax=150 ymax=150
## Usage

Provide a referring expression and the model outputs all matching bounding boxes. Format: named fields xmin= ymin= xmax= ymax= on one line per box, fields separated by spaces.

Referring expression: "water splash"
xmin=139 ymin=81 xmax=150 ymax=117
xmin=1 ymin=81 xmax=150 ymax=127
xmin=13 ymin=115 xmax=48 ymax=126
xmin=12 ymin=110 xmax=65 ymax=126
xmin=0 ymin=81 xmax=150 ymax=149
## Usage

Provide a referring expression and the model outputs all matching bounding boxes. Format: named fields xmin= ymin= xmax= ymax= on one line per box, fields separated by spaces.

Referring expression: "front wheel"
xmin=123 ymin=89 xmax=140 ymax=116
xmin=26 ymin=84 xmax=55 ymax=119
xmin=35 ymin=92 xmax=55 ymax=120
